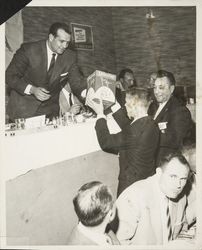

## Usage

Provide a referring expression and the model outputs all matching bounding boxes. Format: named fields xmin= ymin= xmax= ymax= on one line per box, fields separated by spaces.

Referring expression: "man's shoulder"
xmin=22 ymin=40 xmax=45 ymax=48
xmin=62 ymin=47 xmax=77 ymax=58
xmin=135 ymin=116 xmax=159 ymax=132
xmin=168 ymin=96 xmax=191 ymax=116
xmin=67 ymin=226 xmax=97 ymax=245
xmin=118 ymin=175 xmax=155 ymax=200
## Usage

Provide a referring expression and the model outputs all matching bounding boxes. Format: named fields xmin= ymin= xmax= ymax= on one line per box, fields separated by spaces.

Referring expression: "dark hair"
xmin=118 ymin=68 xmax=135 ymax=81
xmin=156 ymin=70 xmax=176 ymax=86
xmin=126 ymin=87 xmax=152 ymax=107
xmin=158 ymin=152 xmax=190 ymax=171
xmin=49 ymin=22 xmax=71 ymax=37
xmin=73 ymin=181 xmax=113 ymax=227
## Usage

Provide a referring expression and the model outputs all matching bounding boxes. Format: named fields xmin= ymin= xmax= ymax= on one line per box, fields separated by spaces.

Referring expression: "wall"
xmin=22 ymin=7 xmax=117 ymax=78
xmin=6 ymin=150 xmax=119 ymax=245
xmin=9 ymin=6 xmax=196 ymax=85
xmin=112 ymin=7 xmax=196 ymax=86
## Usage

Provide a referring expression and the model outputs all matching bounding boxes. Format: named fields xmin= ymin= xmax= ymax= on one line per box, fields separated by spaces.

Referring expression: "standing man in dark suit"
xmin=86 ymin=87 xmax=160 ymax=196
xmin=6 ymin=22 xmax=86 ymax=121
xmin=148 ymin=70 xmax=193 ymax=165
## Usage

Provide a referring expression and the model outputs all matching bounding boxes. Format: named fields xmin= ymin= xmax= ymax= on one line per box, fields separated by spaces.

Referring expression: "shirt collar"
xmin=131 ymin=114 xmax=148 ymax=125
xmin=46 ymin=41 xmax=58 ymax=59
xmin=77 ymin=222 xmax=111 ymax=245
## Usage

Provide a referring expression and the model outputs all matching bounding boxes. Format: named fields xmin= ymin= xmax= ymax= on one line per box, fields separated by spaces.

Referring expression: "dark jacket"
xmin=148 ymin=95 xmax=194 ymax=164
xmin=6 ymin=40 xmax=85 ymax=120
xmin=95 ymin=110 xmax=160 ymax=195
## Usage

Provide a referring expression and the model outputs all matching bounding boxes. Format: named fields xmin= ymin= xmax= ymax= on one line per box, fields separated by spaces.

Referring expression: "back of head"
xmin=126 ymin=87 xmax=152 ymax=109
xmin=73 ymin=181 xmax=113 ymax=227
xmin=156 ymin=70 xmax=176 ymax=86
xmin=49 ymin=22 xmax=71 ymax=36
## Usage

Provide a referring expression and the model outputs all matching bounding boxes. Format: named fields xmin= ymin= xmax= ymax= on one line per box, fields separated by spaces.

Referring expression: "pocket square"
xmin=60 ymin=72 xmax=68 ymax=77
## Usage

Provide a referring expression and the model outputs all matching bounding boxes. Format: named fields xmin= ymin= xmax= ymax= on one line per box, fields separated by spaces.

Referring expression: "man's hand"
xmin=70 ymin=104 xmax=81 ymax=115
xmin=115 ymin=81 xmax=124 ymax=91
xmin=86 ymin=92 xmax=104 ymax=115
xmin=30 ymin=86 xmax=51 ymax=101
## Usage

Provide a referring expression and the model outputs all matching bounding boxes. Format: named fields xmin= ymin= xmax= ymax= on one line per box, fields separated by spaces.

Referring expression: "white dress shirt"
xmin=61 ymin=87 xmax=74 ymax=106
xmin=153 ymin=101 xmax=168 ymax=120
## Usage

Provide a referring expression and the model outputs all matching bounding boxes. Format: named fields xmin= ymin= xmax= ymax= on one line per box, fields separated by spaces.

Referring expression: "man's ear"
xmin=108 ymin=205 xmax=116 ymax=223
xmin=49 ymin=34 xmax=54 ymax=42
xmin=170 ymin=85 xmax=175 ymax=94
xmin=156 ymin=167 xmax=162 ymax=178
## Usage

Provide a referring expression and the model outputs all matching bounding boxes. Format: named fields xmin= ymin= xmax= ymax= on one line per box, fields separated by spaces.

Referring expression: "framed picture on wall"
xmin=71 ymin=22 xmax=94 ymax=50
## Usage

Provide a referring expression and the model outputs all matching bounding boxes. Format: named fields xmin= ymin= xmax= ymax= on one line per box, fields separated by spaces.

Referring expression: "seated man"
xmin=59 ymin=82 xmax=82 ymax=115
xmin=115 ymin=68 xmax=137 ymax=107
xmin=86 ymin=87 xmax=159 ymax=196
xmin=116 ymin=153 xmax=194 ymax=245
xmin=67 ymin=181 xmax=120 ymax=245
xmin=182 ymin=144 xmax=196 ymax=226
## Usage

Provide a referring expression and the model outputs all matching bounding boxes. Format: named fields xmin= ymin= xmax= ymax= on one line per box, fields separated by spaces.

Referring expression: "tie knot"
xmin=52 ymin=53 xmax=56 ymax=58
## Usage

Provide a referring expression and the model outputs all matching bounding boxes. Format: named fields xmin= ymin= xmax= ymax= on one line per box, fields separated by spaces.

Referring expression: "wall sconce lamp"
xmin=146 ymin=9 xmax=156 ymax=19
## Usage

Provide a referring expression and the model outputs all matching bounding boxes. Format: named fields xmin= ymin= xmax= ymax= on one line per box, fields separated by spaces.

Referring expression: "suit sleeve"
xmin=6 ymin=44 xmax=30 ymax=95
xmin=116 ymin=189 xmax=141 ymax=244
xmin=112 ymin=108 xmax=131 ymax=129
xmin=95 ymin=118 xmax=129 ymax=155
xmin=160 ymin=106 xmax=192 ymax=148
xmin=68 ymin=62 xmax=86 ymax=103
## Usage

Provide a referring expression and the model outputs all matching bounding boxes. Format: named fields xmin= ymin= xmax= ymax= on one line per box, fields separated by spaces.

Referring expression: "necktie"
xmin=69 ymin=93 xmax=73 ymax=106
xmin=166 ymin=199 xmax=172 ymax=241
xmin=47 ymin=53 xmax=56 ymax=80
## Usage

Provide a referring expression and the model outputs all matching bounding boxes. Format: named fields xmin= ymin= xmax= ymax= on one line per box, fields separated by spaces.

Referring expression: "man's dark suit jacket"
xmin=6 ymin=40 xmax=85 ymax=120
xmin=115 ymin=88 xmax=126 ymax=107
xmin=95 ymin=111 xmax=160 ymax=196
xmin=148 ymin=95 xmax=194 ymax=164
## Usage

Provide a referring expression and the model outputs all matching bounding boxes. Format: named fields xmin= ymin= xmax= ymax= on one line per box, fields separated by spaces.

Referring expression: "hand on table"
xmin=70 ymin=104 xmax=81 ymax=115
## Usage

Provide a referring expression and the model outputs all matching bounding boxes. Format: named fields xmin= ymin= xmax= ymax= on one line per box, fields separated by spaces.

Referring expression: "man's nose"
xmin=175 ymin=179 xmax=182 ymax=189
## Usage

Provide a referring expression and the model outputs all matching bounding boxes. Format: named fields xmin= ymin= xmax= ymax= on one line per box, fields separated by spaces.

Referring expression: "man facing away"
xmin=86 ymin=87 xmax=160 ymax=196
xmin=67 ymin=181 xmax=120 ymax=245
xmin=6 ymin=22 xmax=86 ymax=121
xmin=115 ymin=153 xmax=194 ymax=245
xmin=148 ymin=70 xmax=194 ymax=165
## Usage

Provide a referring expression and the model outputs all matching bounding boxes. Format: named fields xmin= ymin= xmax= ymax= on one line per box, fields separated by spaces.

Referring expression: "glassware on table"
xmin=15 ymin=118 xmax=25 ymax=130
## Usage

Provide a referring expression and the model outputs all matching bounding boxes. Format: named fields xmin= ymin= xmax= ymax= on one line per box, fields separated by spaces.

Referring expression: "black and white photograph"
xmin=1 ymin=0 xmax=201 ymax=249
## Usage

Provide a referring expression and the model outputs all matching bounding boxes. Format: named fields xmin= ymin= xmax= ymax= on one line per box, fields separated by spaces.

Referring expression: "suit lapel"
xmin=49 ymin=52 xmax=68 ymax=85
xmin=39 ymin=41 xmax=48 ymax=83
xmin=148 ymin=176 xmax=164 ymax=244
xmin=155 ymin=96 xmax=173 ymax=123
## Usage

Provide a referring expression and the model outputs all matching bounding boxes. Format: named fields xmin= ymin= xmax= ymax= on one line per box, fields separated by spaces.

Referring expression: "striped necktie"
xmin=166 ymin=199 xmax=172 ymax=241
